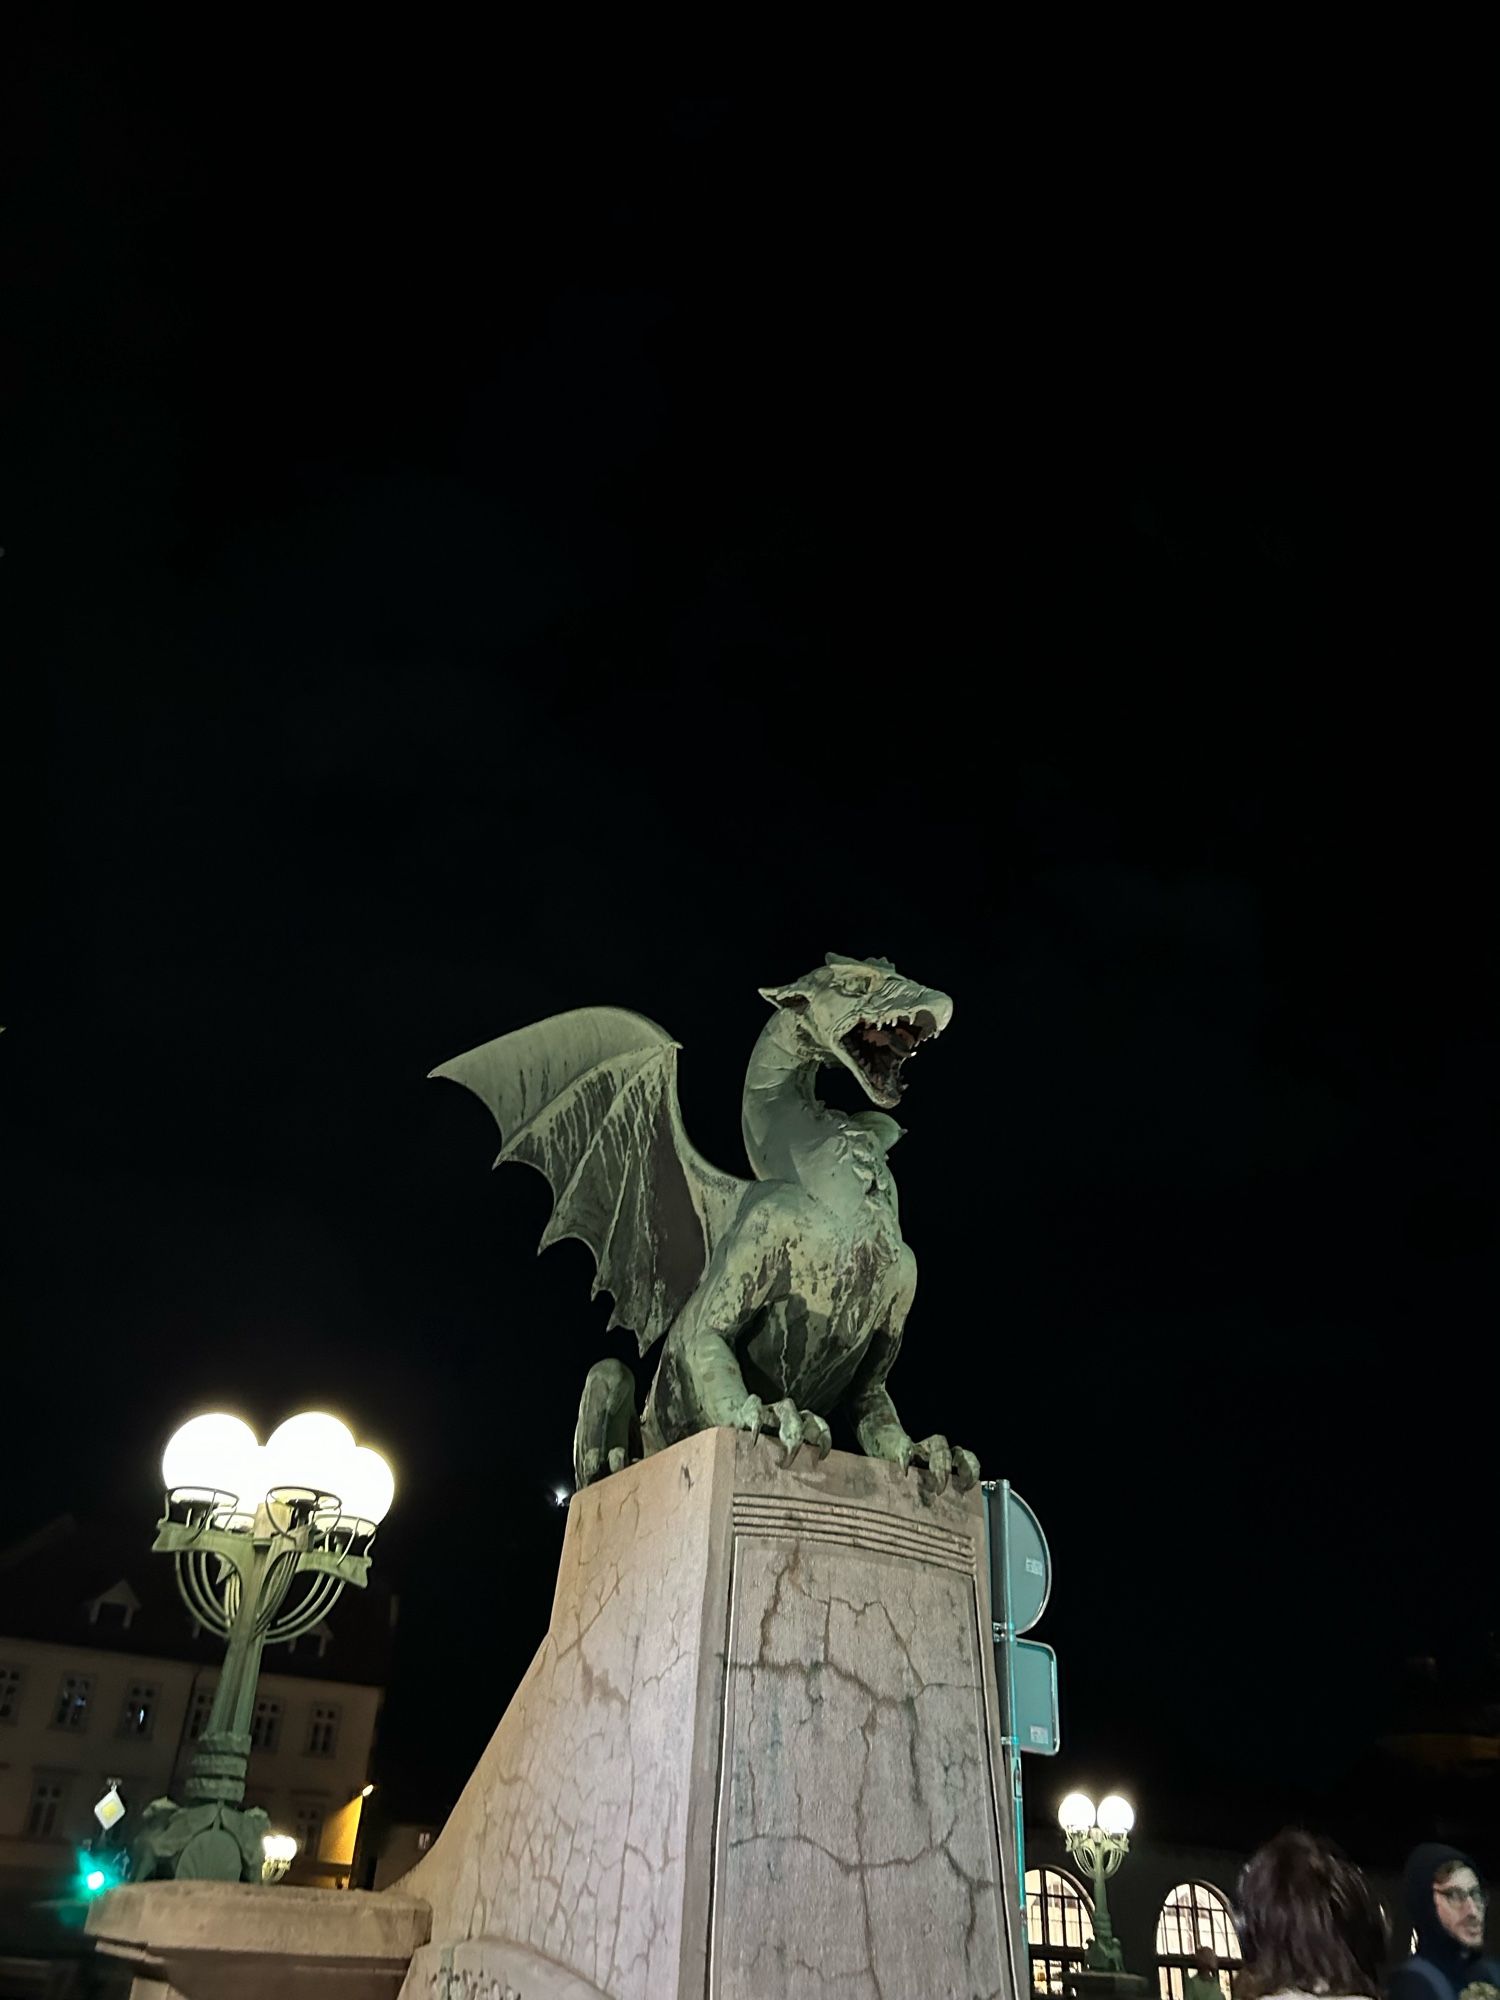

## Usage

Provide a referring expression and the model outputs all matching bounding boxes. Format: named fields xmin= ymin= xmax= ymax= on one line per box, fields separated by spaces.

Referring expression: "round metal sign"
xmin=994 ymin=1485 xmax=1051 ymax=1635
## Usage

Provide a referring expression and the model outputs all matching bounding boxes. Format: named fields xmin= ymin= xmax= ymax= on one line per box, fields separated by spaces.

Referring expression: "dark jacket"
xmin=1389 ymin=1844 xmax=1500 ymax=2000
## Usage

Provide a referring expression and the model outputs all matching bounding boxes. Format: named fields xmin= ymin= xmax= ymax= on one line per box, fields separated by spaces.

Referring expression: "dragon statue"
xmin=432 ymin=953 xmax=980 ymax=1495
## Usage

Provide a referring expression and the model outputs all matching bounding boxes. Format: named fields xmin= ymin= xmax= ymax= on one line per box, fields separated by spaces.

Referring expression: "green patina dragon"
xmin=433 ymin=954 xmax=979 ymax=1494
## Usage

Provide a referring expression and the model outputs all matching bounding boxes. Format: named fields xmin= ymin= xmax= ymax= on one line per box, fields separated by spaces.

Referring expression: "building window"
xmin=27 ymin=1778 xmax=66 ymax=1837
xmin=1027 ymin=1866 xmax=1095 ymax=1995
xmin=306 ymin=1705 xmax=339 ymax=1757
xmin=0 ymin=1666 xmax=20 ymax=1723
xmin=416 ymin=1830 xmax=433 ymax=1852
xmin=1157 ymin=1881 xmax=1243 ymax=1999
xmin=52 ymin=1674 xmax=91 ymax=1732
xmin=187 ymin=1688 xmax=214 ymax=1740
xmin=119 ymin=1682 xmax=157 ymax=1738
xmin=293 ymin=1801 xmax=325 ymax=1857
xmin=251 ymin=1698 xmax=282 ymax=1751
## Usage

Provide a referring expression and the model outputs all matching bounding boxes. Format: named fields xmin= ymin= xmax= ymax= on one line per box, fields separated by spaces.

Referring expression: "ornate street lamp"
xmin=130 ymin=1411 xmax=394 ymax=1884
xmin=1059 ymin=1791 xmax=1136 ymax=1974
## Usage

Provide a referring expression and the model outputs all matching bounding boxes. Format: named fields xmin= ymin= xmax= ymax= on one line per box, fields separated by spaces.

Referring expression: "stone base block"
xmin=86 ymin=1879 xmax=430 ymax=2000
xmin=396 ymin=1429 xmax=1024 ymax=2000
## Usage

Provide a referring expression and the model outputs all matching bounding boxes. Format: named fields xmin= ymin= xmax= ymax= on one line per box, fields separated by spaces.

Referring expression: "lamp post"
xmin=131 ymin=1411 xmax=394 ymax=1884
xmin=1059 ymin=1791 xmax=1135 ymax=1975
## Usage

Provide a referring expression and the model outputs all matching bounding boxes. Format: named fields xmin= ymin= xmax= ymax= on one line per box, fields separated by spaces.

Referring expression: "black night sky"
xmin=2 ymin=41 xmax=1494 ymax=1864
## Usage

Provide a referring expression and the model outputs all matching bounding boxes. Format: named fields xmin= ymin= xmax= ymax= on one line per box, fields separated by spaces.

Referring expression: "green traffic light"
xmin=85 ymin=1870 xmax=106 ymax=1893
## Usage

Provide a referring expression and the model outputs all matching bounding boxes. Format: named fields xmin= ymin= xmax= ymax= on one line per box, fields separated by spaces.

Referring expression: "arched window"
xmin=1156 ymin=1880 xmax=1242 ymax=2000
xmin=1027 ymin=1866 xmax=1095 ymax=1995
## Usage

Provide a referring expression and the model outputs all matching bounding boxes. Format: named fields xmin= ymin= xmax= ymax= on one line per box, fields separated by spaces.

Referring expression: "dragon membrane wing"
xmin=430 ymin=1007 xmax=748 ymax=1355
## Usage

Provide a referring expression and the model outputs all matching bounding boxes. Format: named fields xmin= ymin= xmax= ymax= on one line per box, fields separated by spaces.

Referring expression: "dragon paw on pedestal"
xmin=728 ymin=1394 xmax=833 ymax=1465
xmin=898 ymin=1432 xmax=981 ymax=1496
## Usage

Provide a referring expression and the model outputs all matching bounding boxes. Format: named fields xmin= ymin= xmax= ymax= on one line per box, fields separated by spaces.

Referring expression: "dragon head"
xmin=758 ymin=953 xmax=953 ymax=1111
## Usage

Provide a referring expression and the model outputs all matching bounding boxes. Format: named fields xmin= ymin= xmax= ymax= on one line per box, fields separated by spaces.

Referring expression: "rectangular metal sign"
xmin=1011 ymin=1638 xmax=1060 ymax=1755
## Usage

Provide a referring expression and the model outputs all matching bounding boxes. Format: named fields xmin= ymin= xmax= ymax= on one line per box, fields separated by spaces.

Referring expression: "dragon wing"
xmin=430 ymin=1007 xmax=749 ymax=1355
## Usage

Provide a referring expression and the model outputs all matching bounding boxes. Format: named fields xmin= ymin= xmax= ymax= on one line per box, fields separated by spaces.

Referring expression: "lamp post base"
xmin=131 ymin=1797 xmax=271 ymax=1883
xmin=1086 ymin=1936 xmax=1128 ymax=1974
xmin=1066 ymin=1973 xmax=1150 ymax=2000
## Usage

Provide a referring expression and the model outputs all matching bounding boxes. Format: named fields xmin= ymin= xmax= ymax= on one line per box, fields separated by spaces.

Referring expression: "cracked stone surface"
xmin=396 ymin=1431 xmax=730 ymax=2000
xmin=394 ymin=1430 xmax=1017 ymax=2000
xmin=714 ymin=1538 xmax=1005 ymax=1998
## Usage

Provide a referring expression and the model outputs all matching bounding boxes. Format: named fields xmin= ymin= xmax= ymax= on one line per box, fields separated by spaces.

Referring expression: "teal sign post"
xmin=983 ymin=1480 xmax=1058 ymax=1993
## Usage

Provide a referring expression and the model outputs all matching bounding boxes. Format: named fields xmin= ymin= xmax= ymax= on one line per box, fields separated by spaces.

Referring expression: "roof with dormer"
xmin=0 ymin=1512 xmax=395 ymax=1686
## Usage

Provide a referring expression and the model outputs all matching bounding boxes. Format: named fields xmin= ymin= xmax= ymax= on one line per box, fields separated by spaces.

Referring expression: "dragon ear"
xmin=758 ymin=982 xmax=811 ymax=1012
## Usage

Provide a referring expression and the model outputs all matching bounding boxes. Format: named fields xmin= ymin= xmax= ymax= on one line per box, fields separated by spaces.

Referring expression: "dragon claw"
xmin=764 ymin=1401 xmax=833 ymax=1466
xmin=730 ymin=1394 xmax=767 ymax=1444
xmin=904 ymin=1434 xmax=980 ymax=1496
xmin=731 ymin=1398 xmax=834 ymax=1465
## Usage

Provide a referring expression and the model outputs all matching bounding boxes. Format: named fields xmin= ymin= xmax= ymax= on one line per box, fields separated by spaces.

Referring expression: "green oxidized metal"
xmin=433 ymin=953 xmax=981 ymax=1495
xmin=131 ymin=1493 xmax=371 ymax=1884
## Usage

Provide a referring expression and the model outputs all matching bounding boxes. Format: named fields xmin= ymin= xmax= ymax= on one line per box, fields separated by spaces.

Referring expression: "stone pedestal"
xmin=397 ymin=1430 xmax=1024 ymax=2000
xmin=86 ymin=1880 xmax=431 ymax=1999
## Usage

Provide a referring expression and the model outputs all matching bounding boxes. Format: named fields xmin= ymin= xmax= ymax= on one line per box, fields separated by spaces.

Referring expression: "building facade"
xmin=0 ymin=1513 xmax=393 ymax=1944
xmin=1020 ymin=1823 xmax=1405 ymax=1999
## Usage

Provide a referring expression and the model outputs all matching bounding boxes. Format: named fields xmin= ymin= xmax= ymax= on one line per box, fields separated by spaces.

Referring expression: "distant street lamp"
xmin=260 ymin=1832 xmax=298 ymax=1884
xmin=1059 ymin=1791 xmax=1136 ymax=1974
xmin=129 ymin=1411 xmax=394 ymax=1884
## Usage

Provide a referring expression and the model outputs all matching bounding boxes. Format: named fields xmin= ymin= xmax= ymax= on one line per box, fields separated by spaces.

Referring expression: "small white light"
xmin=1058 ymin=1791 xmax=1096 ymax=1832
xmin=361 ymin=1784 xmax=375 ymax=1798
xmin=261 ymin=1832 xmax=298 ymax=1863
xmin=1097 ymin=1793 xmax=1135 ymax=1835
xmin=553 ymin=1487 xmax=570 ymax=1508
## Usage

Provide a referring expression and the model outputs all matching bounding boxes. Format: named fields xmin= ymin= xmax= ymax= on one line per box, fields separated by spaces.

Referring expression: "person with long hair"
xmin=1235 ymin=1829 xmax=1388 ymax=2000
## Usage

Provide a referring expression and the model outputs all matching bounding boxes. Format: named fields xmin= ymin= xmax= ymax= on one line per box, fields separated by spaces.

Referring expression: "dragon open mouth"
xmin=841 ymin=1010 xmax=939 ymax=1105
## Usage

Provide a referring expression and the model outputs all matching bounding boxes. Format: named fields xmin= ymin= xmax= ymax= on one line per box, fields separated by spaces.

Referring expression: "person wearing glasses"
xmin=1390 ymin=1845 xmax=1500 ymax=2000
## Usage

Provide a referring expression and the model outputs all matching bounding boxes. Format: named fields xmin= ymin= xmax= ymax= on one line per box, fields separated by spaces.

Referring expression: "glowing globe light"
xmin=85 ymin=1869 xmax=106 ymax=1892
xmin=1058 ymin=1791 xmax=1096 ymax=1832
xmin=338 ymin=1444 xmax=395 ymax=1526
xmin=1097 ymin=1794 xmax=1135 ymax=1836
xmin=161 ymin=1414 xmax=260 ymax=1505
xmin=260 ymin=1829 xmax=298 ymax=1882
xmin=262 ymin=1412 xmax=356 ymax=1498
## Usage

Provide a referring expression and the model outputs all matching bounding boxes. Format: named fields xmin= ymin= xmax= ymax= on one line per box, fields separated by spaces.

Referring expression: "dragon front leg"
xmin=675 ymin=1337 xmax=832 ymax=1466
xmin=853 ymin=1392 xmax=981 ymax=1496
xmin=653 ymin=1196 xmax=830 ymax=1462
xmin=846 ymin=1254 xmax=981 ymax=1495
